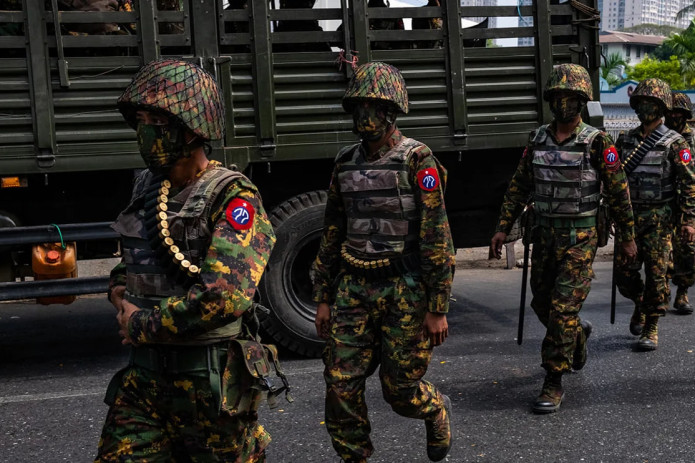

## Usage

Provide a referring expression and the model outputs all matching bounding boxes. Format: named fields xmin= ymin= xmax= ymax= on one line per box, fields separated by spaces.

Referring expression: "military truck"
xmin=0 ymin=0 xmax=602 ymax=356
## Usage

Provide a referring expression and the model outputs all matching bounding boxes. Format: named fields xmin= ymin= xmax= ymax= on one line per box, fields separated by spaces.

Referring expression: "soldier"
xmin=615 ymin=79 xmax=695 ymax=349
xmin=490 ymin=64 xmax=636 ymax=414
xmin=412 ymin=0 xmax=443 ymax=49
xmin=312 ymin=61 xmax=455 ymax=462
xmin=666 ymin=92 xmax=695 ymax=314
xmin=94 ymin=59 xmax=281 ymax=462
xmin=273 ymin=0 xmax=331 ymax=53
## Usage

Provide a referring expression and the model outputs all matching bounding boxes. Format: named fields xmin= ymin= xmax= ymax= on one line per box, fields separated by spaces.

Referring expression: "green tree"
xmin=661 ymin=20 xmax=695 ymax=77
xmin=600 ymin=52 xmax=627 ymax=88
xmin=626 ymin=56 xmax=692 ymax=89
xmin=621 ymin=23 xmax=682 ymax=36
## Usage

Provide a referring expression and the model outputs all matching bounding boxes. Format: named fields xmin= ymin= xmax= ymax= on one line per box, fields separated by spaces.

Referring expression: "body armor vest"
xmin=531 ymin=124 xmax=601 ymax=218
xmin=621 ymin=128 xmax=681 ymax=205
xmin=336 ymin=137 xmax=424 ymax=258
xmin=112 ymin=166 xmax=246 ymax=344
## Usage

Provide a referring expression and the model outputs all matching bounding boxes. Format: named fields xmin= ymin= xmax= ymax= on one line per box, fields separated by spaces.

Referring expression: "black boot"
xmin=637 ymin=315 xmax=659 ymax=351
xmin=674 ymin=287 xmax=694 ymax=315
xmin=532 ymin=372 xmax=564 ymax=414
xmin=629 ymin=302 xmax=645 ymax=336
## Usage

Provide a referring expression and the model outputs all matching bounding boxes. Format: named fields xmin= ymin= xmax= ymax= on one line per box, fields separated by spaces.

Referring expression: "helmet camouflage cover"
xmin=630 ymin=78 xmax=672 ymax=112
xmin=543 ymin=63 xmax=593 ymax=101
xmin=671 ymin=91 xmax=693 ymax=117
xmin=118 ymin=59 xmax=224 ymax=141
xmin=342 ymin=61 xmax=409 ymax=113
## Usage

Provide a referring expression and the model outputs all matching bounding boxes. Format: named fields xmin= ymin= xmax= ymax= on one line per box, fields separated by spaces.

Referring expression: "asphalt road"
xmin=2 ymin=261 xmax=695 ymax=463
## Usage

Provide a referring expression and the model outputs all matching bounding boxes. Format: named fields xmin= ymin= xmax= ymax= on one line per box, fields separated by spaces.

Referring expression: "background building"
xmin=600 ymin=30 xmax=664 ymax=64
xmin=600 ymin=0 xmax=695 ymax=31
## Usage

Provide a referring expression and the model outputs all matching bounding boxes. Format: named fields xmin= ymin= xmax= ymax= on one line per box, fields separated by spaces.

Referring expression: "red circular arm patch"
xmin=417 ymin=168 xmax=440 ymax=192
xmin=603 ymin=146 xmax=619 ymax=165
xmin=225 ymin=198 xmax=255 ymax=230
xmin=680 ymin=148 xmax=692 ymax=164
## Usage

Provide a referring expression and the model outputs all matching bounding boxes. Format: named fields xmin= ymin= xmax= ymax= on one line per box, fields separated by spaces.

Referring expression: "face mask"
xmin=665 ymin=112 xmax=688 ymax=133
xmin=548 ymin=95 xmax=583 ymax=123
xmin=634 ymin=100 xmax=663 ymax=124
xmin=352 ymin=103 xmax=395 ymax=142
xmin=136 ymin=123 xmax=190 ymax=174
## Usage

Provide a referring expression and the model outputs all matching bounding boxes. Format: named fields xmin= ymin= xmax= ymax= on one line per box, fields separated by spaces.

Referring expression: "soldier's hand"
xmin=681 ymin=225 xmax=695 ymax=243
xmin=110 ymin=285 xmax=126 ymax=312
xmin=315 ymin=303 xmax=331 ymax=339
xmin=619 ymin=239 xmax=637 ymax=264
xmin=117 ymin=299 xmax=140 ymax=345
xmin=489 ymin=232 xmax=507 ymax=260
xmin=423 ymin=312 xmax=448 ymax=347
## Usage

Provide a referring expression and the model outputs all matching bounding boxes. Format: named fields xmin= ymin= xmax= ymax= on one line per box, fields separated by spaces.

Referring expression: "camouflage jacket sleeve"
xmin=311 ymin=163 xmax=346 ymax=305
xmin=495 ymin=144 xmax=534 ymax=235
xmin=590 ymin=133 xmax=635 ymax=242
xmin=128 ymin=181 xmax=276 ymax=343
xmin=410 ymin=146 xmax=455 ymax=314
xmin=669 ymin=138 xmax=695 ymax=228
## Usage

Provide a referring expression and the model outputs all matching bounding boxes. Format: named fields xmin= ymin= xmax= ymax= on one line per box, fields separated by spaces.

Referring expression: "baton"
xmin=610 ymin=234 xmax=618 ymax=324
xmin=518 ymin=240 xmax=530 ymax=345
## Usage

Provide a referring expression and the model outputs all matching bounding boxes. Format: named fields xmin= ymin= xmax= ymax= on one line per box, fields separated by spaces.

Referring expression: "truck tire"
xmin=259 ymin=191 xmax=327 ymax=358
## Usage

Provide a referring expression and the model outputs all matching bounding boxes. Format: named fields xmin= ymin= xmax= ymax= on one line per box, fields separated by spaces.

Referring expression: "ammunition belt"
xmin=340 ymin=243 xmax=420 ymax=278
xmin=144 ymin=177 xmax=201 ymax=287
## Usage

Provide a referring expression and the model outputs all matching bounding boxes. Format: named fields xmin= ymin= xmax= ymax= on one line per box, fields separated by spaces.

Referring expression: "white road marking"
xmin=0 ymin=389 xmax=103 ymax=404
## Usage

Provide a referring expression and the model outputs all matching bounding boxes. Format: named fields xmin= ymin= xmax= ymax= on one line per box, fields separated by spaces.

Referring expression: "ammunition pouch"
xmin=223 ymin=339 xmax=293 ymax=415
xmin=597 ymin=201 xmax=610 ymax=248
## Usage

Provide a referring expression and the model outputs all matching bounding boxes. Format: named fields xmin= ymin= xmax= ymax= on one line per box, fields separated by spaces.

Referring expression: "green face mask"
xmin=548 ymin=95 xmax=584 ymax=123
xmin=352 ymin=102 xmax=396 ymax=142
xmin=136 ymin=123 xmax=188 ymax=174
xmin=634 ymin=99 xmax=663 ymax=124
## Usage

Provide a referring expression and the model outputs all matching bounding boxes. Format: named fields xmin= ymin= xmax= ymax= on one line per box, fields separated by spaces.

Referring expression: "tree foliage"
xmin=621 ymin=23 xmax=682 ymax=37
xmin=626 ymin=56 xmax=694 ymax=89
xmin=600 ymin=52 xmax=627 ymax=88
xmin=661 ymin=20 xmax=695 ymax=76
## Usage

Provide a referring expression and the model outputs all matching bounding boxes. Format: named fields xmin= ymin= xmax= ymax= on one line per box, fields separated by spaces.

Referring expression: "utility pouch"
xmin=222 ymin=339 xmax=293 ymax=415
xmin=597 ymin=201 xmax=610 ymax=248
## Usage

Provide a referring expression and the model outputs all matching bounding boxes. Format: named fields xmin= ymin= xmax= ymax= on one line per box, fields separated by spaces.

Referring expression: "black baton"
xmin=610 ymin=235 xmax=618 ymax=324
xmin=518 ymin=240 xmax=530 ymax=345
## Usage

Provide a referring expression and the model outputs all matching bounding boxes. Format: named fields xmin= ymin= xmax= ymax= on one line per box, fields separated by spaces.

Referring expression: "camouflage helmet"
xmin=118 ymin=59 xmax=224 ymax=141
xmin=671 ymin=92 xmax=693 ymax=117
xmin=342 ymin=62 xmax=409 ymax=114
xmin=543 ymin=63 xmax=593 ymax=101
xmin=630 ymin=78 xmax=672 ymax=112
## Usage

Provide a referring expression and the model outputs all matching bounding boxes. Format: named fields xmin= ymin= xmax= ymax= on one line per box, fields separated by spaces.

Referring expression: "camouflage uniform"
xmin=312 ymin=62 xmax=455 ymax=462
xmin=95 ymin=60 xmax=278 ymax=462
xmin=495 ymin=64 xmax=634 ymax=413
xmin=616 ymin=81 xmax=695 ymax=347
xmin=666 ymin=92 xmax=695 ymax=312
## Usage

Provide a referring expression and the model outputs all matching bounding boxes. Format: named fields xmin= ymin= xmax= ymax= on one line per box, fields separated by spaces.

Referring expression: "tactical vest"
xmin=530 ymin=124 xmax=601 ymax=218
xmin=111 ymin=166 xmax=246 ymax=344
xmin=621 ymin=128 xmax=681 ymax=205
xmin=336 ymin=137 xmax=424 ymax=259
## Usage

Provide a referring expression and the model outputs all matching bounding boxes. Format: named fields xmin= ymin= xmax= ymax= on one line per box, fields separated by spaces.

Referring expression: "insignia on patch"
xmin=417 ymin=168 xmax=440 ymax=192
xmin=225 ymin=198 xmax=255 ymax=230
xmin=603 ymin=146 xmax=619 ymax=166
xmin=680 ymin=148 xmax=692 ymax=164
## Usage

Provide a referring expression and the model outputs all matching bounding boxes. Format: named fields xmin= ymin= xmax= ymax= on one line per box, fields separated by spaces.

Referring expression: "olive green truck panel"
xmin=0 ymin=0 xmax=602 ymax=356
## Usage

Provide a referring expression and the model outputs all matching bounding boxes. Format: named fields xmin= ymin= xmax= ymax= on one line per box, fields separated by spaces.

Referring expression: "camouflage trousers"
xmin=323 ymin=272 xmax=445 ymax=461
xmin=95 ymin=354 xmax=270 ymax=462
xmin=530 ymin=225 xmax=597 ymax=373
xmin=616 ymin=205 xmax=672 ymax=316
xmin=671 ymin=226 xmax=695 ymax=289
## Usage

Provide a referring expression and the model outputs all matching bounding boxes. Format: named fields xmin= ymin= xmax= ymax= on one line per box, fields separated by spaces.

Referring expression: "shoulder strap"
xmin=623 ymin=125 xmax=668 ymax=176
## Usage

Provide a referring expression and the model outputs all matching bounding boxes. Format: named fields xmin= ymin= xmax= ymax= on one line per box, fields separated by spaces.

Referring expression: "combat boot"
xmin=674 ymin=287 xmax=694 ymax=315
xmin=425 ymin=394 xmax=453 ymax=461
xmin=572 ymin=319 xmax=592 ymax=371
xmin=629 ymin=303 xmax=645 ymax=336
xmin=636 ymin=315 xmax=659 ymax=351
xmin=532 ymin=372 xmax=564 ymax=414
